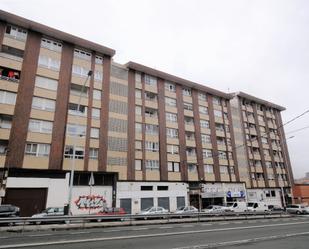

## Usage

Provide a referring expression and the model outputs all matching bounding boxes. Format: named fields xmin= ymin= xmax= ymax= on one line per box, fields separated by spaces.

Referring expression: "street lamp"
xmin=67 ymin=70 xmax=92 ymax=216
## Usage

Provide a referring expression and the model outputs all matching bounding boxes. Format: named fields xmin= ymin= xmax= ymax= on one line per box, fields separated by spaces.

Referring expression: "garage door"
xmin=158 ymin=197 xmax=170 ymax=211
xmin=141 ymin=198 xmax=153 ymax=210
xmin=120 ymin=198 xmax=132 ymax=214
xmin=4 ymin=188 xmax=47 ymax=217
xmin=177 ymin=196 xmax=185 ymax=208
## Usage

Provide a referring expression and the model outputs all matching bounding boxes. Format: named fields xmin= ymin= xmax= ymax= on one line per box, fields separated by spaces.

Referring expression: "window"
xmin=168 ymin=162 xmax=180 ymax=172
xmin=258 ymin=115 xmax=264 ymax=122
xmin=214 ymin=110 xmax=222 ymax=117
xmin=145 ymin=108 xmax=158 ymax=117
xmin=201 ymin=134 xmax=211 ymax=144
xmin=184 ymin=116 xmax=194 ymax=125
xmin=25 ymin=143 xmax=50 ymax=157
xmin=1 ymin=45 xmax=24 ymax=58
xmin=185 ymin=131 xmax=195 ymax=140
xmin=215 ymin=123 xmax=225 ymax=132
xmin=186 ymin=147 xmax=196 ymax=157
xmin=135 ymin=106 xmax=142 ymax=115
xmin=28 ymin=119 xmax=53 ymax=134
xmin=145 ymin=92 xmax=157 ymax=101
xmin=5 ymin=25 xmax=27 ymax=40
xmin=68 ymin=103 xmax=87 ymax=116
xmin=145 ymin=74 xmax=157 ymax=86
xmin=200 ymin=120 xmax=210 ymax=128
xmin=188 ymin=164 xmax=197 ymax=172
xmin=145 ymin=141 xmax=159 ymax=152
xmin=135 ymin=123 xmax=142 ymax=133
xmin=265 ymin=161 xmax=273 ymax=168
xmin=94 ymin=70 xmax=103 ymax=81
xmin=32 ymin=97 xmax=55 ymax=111
xmin=217 ymin=136 xmax=225 ymax=146
xmin=64 ymin=145 xmax=84 ymax=159
xmin=93 ymin=89 xmax=101 ymax=100
xmin=0 ymin=91 xmax=16 ymax=105
xmin=204 ymin=164 xmax=214 ymax=174
xmin=157 ymin=186 xmax=168 ymax=191
xmin=0 ymin=140 xmax=8 ymax=155
xmin=90 ymin=128 xmax=99 ymax=139
xmin=218 ymin=151 xmax=227 ymax=160
xmin=182 ymin=88 xmax=191 ymax=96
xmin=41 ymin=38 xmax=62 ymax=52
xmin=165 ymin=97 xmax=177 ymax=107
xmin=35 ymin=76 xmax=58 ymax=91
xmin=198 ymin=92 xmax=207 ymax=101
xmin=167 ymin=144 xmax=179 ymax=154
xmin=166 ymin=128 xmax=178 ymax=138
xmin=145 ymin=124 xmax=158 ymax=135
xmin=38 ymin=55 xmax=60 ymax=70
xmin=92 ymin=108 xmax=100 ymax=119
xmin=213 ymin=96 xmax=221 ymax=105
xmin=219 ymin=166 xmax=228 ymax=174
xmin=141 ymin=186 xmax=153 ymax=191
xmin=264 ymin=149 xmax=270 ymax=156
xmin=145 ymin=160 xmax=159 ymax=170
xmin=66 ymin=124 xmax=86 ymax=137
xmin=166 ymin=112 xmax=177 ymax=122
xmin=74 ymin=48 xmax=91 ymax=60
xmin=72 ymin=65 xmax=90 ymax=77
xmin=199 ymin=106 xmax=208 ymax=115
xmin=135 ymin=159 xmax=142 ymax=170
xmin=261 ymin=137 xmax=268 ymax=144
xmin=183 ymin=102 xmax=193 ymax=111
xmin=135 ymin=89 xmax=142 ymax=99
xmin=135 ymin=72 xmax=142 ymax=82
xmin=95 ymin=55 xmax=103 ymax=64
xmin=203 ymin=149 xmax=212 ymax=158
xmin=267 ymin=174 xmax=275 ymax=180
xmin=165 ymin=82 xmax=176 ymax=92
xmin=0 ymin=115 xmax=12 ymax=129
xmin=70 ymin=83 xmax=88 ymax=97
xmin=89 ymin=148 xmax=98 ymax=159
xmin=135 ymin=140 xmax=142 ymax=151
xmin=0 ymin=66 xmax=20 ymax=82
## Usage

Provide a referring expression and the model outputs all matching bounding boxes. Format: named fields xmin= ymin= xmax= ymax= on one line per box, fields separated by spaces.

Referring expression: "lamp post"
xmin=67 ymin=70 xmax=92 ymax=216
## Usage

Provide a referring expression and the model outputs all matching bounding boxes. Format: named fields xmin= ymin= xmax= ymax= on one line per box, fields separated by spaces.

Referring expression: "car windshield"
xmin=247 ymin=203 xmax=254 ymax=207
xmin=205 ymin=206 xmax=213 ymax=209
xmin=176 ymin=206 xmax=185 ymax=211
xmin=142 ymin=207 xmax=153 ymax=212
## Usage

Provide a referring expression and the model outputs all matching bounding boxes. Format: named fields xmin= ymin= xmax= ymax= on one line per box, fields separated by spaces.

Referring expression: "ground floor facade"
xmin=0 ymin=169 xmax=291 ymax=216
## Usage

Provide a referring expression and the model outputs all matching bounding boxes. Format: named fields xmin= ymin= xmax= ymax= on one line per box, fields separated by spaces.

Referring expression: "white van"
xmin=247 ymin=202 xmax=268 ymax=212
xmin=226 ymin=202 xmax=248 ymax=212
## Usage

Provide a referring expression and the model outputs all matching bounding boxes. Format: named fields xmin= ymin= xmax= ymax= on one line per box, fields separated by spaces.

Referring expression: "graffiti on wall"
xmin=75 ymin=195 xmax=107 ymax=210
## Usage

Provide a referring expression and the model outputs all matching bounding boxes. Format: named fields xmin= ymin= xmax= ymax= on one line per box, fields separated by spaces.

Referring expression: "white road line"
xmin=181 ymin=225 xmax=194 ymax=228
xmin=28 ymin=234 xmax=52 ymax=237
xmin=218 ymin=222 xmax=230 ymax=225
xmin=201 ymin=223 xmax=213 ymax=226
xmin=172 ymin=231 xmax=309 ymax=249
xmin=0 ymin=237 xmax=8 ymax=239
xmin=159 ymin=226 xmax=173 ymax=229
xmin=1 ymin=221 xmax=309 ymax=249
xmin=70 ymin=231 xmax=91 ymax=235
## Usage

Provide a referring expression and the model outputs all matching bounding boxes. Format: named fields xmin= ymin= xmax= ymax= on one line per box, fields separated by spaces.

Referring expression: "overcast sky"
xmin=1 ymin=0 xmax=308 ymax=178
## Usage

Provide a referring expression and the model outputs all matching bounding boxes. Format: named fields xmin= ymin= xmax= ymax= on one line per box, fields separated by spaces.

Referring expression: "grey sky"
xmin=1 ymin=0 xmax=308 ymax=178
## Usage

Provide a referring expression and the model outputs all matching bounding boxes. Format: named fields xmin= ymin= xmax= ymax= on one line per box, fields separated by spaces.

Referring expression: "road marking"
xmin=172 ymin=231 xmax=309 ymax=249
xmin=70 ymin=231 xmax=91 ymax=235
xmin=1 ymin=221 xmax=309 ymax=249
xmin=218 ymin=222 xmax=229 ymax=225
xmin=181 ymin=225 xmax=194 ymax=228
xmin=201 ymin=223 xmax=213 ymax=226
xmin=248 ymin=220 xmax=257 ymax=223
xmin=28 ymin=233 xmax=52 ymax=237
xmin=0 ymin=237 xmax=8 ymax=239
xmin=159 ymin=226 xmax=173 ymax=229
xmin=233 ymin=221 xmax=243 ymax=224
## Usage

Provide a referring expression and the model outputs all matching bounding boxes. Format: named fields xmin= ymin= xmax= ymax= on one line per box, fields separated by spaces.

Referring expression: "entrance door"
xmin=120 ymin=198 xmax=132 ymax=214
xmin=4 ymin=188 xmax=47 ymax=216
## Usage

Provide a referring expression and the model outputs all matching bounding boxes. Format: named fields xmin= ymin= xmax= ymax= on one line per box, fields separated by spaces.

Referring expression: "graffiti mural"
xmin=75 ymin=195 xmax=107 ymax=210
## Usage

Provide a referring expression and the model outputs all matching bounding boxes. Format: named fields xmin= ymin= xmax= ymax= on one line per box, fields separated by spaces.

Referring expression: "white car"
xmin=31 ymin=207 xmax=65 ymax=224
xmin=137 ymin=206 xmax=169 ymax=219
xmin=286 ymin=204 xmax=307 ymax=215
xmin=203 ymin=205 xmax=229 ymax=214
xmin=174 ymin=206 xmax=198 ymax=217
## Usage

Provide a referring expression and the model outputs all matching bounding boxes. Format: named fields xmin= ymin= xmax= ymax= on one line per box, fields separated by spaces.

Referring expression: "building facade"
xmin=0 ymin=10 xmax=294 ymax=215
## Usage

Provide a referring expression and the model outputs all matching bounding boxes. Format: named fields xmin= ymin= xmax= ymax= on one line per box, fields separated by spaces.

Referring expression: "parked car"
xmin=0 ymin=204 xmax=20 ymax=217
xmin=31 ymin=207 xmax=65 ymax=224
xmin=286 ymin=204 xmax=307 ymax=215
xmin=95 ymin=207 xmax=126 ymax=222
xmin=203 ymin=205 xmax=229 ymax=214
xmin=137 ymin=206 xmax=169 ymax=219
xmin=268 ymin=205 xmax=284 ymax=212
xmin=226 ymin=202 xmax=248 ymax=213
xmin=174 ymin=206 xmax=198 ymax=217
xmin=247 ymin=202 xmax=268 ymax=212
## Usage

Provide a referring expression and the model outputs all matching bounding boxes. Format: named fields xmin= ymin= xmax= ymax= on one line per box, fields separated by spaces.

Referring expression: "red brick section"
xmin=293 ymin=184 xmax=309 ymax=204
xmin=175 ymin=85 xmax=188 ymax=181
xmin=192 ymin=90 xmax=204 ymax=181
xmin=157 ymin=78 xmax=168 ymax=181
xmin=207 ymin=95 xmax=220 ymax=181
xmin=262 ymin=108 xmax=279 ymax=187
xmin=275 ymin=111 xmax=294 ymax=186
xmin=252 ymin=104 xmax=269 ymax=188
xmin=0 ymin=21 xmax=5 ymax=46
xmin=238 ymin=98 xmax=253 ymax=187
xmin=83 ymin=53 xmax=95 ymax=171
xmin=226 ymin=101 xmax=240 ymax=182
xmin=127 ymin=69 xmax=136 ymax=180
xmin=98 ymin=55 xmax=111 ymax=172
xmin=5 ymin=31 xmax=41 ymax=168
xmin=49 ymin=43 xmax=74 ymax=170
xmin=141 ymin=74 xmax=146 ymax=180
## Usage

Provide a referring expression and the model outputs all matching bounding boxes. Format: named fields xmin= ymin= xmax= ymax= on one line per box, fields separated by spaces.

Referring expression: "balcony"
xmin=0 ymin=66 xmax=20 ymax=83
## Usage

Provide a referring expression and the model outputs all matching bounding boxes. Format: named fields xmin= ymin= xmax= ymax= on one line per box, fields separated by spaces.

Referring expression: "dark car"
xmin=0 ymin=204 xmax=20 ymax=217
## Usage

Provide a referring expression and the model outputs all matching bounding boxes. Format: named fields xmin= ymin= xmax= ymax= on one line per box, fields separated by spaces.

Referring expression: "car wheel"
xmin=35 ymin=221 xmax=41 ymax=225
xmin=296 ymin=210 xmax=301 ymax=215
xmin=97 ymin=219 xmax=102 ymax=222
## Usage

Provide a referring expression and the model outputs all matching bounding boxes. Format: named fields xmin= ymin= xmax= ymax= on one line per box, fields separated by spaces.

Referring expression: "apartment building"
xmin=0 ymin=10 xmax=293 ymax=215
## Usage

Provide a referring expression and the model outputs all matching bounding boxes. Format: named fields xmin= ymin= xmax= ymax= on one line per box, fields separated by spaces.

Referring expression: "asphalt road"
xmin=0 ymin=216 xmax=309 ymax=249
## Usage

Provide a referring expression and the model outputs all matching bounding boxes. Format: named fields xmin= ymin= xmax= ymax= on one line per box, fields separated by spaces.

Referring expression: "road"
xmin=0 ymin=216 xmax=308 ymax=248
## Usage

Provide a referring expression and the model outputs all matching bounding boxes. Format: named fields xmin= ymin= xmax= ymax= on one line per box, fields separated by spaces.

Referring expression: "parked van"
xmin=247 ymin=202 xmax=268 ymax=212
xmin=226 ymin=202 xmax=248 ymax=212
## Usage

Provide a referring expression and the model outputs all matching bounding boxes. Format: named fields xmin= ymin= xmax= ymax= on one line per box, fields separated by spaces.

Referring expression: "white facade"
xmin=6 ymin=175 xmax=69 ymax=208
xmin=247 ymin=188 xmax=283 ymax=207
xmin=116 ymin=182 xmax=188 ymax=214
